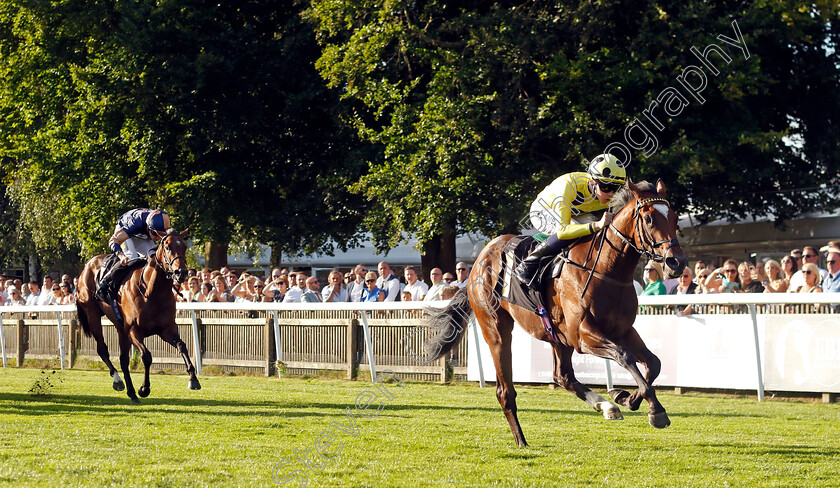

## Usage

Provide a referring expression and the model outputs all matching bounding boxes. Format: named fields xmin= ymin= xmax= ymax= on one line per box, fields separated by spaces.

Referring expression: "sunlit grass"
xmin=0 ymin=369 xmax=838 ymax=487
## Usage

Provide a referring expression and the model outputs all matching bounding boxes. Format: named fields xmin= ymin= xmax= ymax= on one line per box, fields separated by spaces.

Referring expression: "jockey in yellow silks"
xmin=514 ymin=154 xmax=627 ymax=287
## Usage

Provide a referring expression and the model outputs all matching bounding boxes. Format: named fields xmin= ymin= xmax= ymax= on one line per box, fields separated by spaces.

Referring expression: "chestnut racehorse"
xmin=76 ymin=229 xmax=200 ymax=403
xmin=425 ymin=179 xmax=686 ymax=446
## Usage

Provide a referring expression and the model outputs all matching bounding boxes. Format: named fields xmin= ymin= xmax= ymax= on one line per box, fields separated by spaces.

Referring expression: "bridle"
xmin=155 ymin=233 xmax=187 ymax=283
xmin=608 ymin=196 xmax=680 ymax=263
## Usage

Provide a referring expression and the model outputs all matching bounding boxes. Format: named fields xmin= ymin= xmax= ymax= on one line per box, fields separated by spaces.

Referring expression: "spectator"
xmin=294 ymin=272 xmax=308 ymax=292
xmin=199 ymin=268 xmax=212 ymax=286
xmin=738 ymin=261 xmax=764 ymax=293
xmin=38 ymin=276 xmax=55 ymax=305
xmin=60 ymin=274 xmax=74 ymax=295
xmin=790 ymin=263 xmax=822 ymax=293
xmin=443 ymin=272 xmax=456 ymax=284
xmin=790 ymin=247 xmax=827 ymax=290
xmin=763 ymin=259 xmax=788 ymax=293
xmin=640 ymin=260 xmax=666 ymax=295
xmin=780 ymin=254 xmax=798 ymax=280
xmin=361 ymin=272 xmax=386 ymax=302
xmin=322 ymin=270 xmax=349 ymax=302
xmin=25 ymin=281 xmax=41 ymax=306
xmin=20 ymin=282 xmax=31 ymax=302
xmin=213 ymin=275 xmax=236 ymax=302
xmin=694 ymin=269 xmax=712 ymax=293
xmin=197 ymin=282 xmax=218 ymax=302
xmin=282 ymin=273 xmax=305 ymax=303
xmin=0 ymin=274 xmax=6 ymax=304
xmin=669 ymin=267 xmax=699 ymax=315
xmin=454 ymin=262 xmax=470 ymax=288
xmin=46 ymin=284 xmax=62 ymax=305
xmin=232 ymin=277 xmax=271 ymax=302
xmin=180 ymin=276 xmax=201 ymax=302
xmin=348 ymin=264 xmax=368 ymax=302
xmin=220 ymin=267 xmax=231 ymax=277
xmin=376 ymin=262 xmax=401 ymax=301
xmin=820 ymin=242 xmax=840 ymax=293
xmin=693 ymin=261 xmax=707 ymax=285
xmin=301 ymin=277 xmax=322 ymax=302
xmin=424 ymin=268 xmax=447 ymax=301
xmin=6 ymin=287 xmax=25 ymax=306
xmin=57 ymin=282 xmax=76 ymax=304
xmin=790 ymin=248 xmax=803 ymax=269
xmin=401 ymin=291 xmax=412 ymax=301
xmin=753 ymin=261 xmax=768 ymax=284
xmin=440 ymin=286 xmax=459 ymax=300
xmin=704 ymin=259 xmax=741 ymax=293
xmin=265 ymin=269 xmax=288 ymax=302
xmin=402 ymin=266 xmax=428 ymax=301
xmin=226 ymin=271 xmax=239 ymax=290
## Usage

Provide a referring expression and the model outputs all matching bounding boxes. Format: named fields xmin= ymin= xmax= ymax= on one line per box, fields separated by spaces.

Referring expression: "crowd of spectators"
xmin=167 ymin=261 xmax=466 ymax=304
xmin=633 ymin=241 xmax=840 ymax=315
xmin=3 ymin=244 xmax=839 ymax=307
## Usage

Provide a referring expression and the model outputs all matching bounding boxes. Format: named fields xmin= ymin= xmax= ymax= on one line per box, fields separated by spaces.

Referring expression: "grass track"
xmin=0 ymin=369 xmax=838 ymax=487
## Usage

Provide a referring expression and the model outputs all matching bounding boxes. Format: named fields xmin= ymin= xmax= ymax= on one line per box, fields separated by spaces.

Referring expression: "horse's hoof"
xmin=130 ymin=397 xmax=141 ymax=404
xmin=188 ymin=379 xmax=201 ymax=390
xmin=608 ymin=388 xmax=631 ymax=405
xmin=113 ymin=380 xmax=125 ymax=392
xmin=595 ymin=401 xmax=623 ymax=420
xmin=138 ymin=385 xmax=150 ymax=398
xmin=649 ymin=411 xmax=671 ymax=429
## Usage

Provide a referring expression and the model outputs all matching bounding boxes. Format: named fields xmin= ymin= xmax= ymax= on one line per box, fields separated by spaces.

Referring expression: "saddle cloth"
xmin=497 ymin=236 xmax=567 ymax=314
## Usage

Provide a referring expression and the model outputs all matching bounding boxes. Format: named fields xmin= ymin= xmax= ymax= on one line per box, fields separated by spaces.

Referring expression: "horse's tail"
xmin=423 ymin=287 xmax=472 ymax=361
xmin=76 ymin=301 xmax=93 ymax=337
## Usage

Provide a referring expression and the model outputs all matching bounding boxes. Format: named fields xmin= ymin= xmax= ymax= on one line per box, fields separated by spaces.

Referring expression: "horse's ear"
xmin=626 ymin=177 xmax=639 ymax=194
xmin=656 ymin=178 xmax=667 ymax=198
xmin=180 ymin=228 xmax=190 ymax=240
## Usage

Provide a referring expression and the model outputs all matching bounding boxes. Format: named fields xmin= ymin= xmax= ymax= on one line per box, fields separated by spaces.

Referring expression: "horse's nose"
xmin=665 ymin=255 xmax=686 ymax=276
xmin=176 ymin=269 xmax=188 ymax=284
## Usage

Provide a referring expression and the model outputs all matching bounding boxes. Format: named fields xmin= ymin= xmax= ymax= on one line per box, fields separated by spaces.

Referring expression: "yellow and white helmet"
xmin=587 ymin=153 xmax=626 ymax=191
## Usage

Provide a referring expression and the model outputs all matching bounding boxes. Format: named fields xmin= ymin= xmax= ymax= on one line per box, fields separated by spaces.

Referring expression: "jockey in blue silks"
xmin=95 ymin=208 xmax=172 ymax=300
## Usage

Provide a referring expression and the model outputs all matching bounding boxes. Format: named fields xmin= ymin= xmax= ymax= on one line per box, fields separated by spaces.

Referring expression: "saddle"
xmin=97 ymin=255 xmax=146 ymax=304
xmin=497 ymin=236 xmax=569 ymax=342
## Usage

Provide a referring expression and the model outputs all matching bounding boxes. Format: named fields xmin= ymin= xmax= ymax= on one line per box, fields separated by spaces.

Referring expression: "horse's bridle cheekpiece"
xmin=608 ymin=197 xmax=679 ymax=263
xmin=157 ymin=233 xmax=187 ymax=283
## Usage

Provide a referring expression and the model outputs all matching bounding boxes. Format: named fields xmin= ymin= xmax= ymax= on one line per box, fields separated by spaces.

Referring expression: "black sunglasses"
xmin=803 ymin=254 xmax=817 ymax=258
xmin=597 ymin=181 xmax=621 ymax=194
xmin=444 ymin=278 xmax=454 ymax=282
xmin=365 ymin=279 xmax=376 ymax=283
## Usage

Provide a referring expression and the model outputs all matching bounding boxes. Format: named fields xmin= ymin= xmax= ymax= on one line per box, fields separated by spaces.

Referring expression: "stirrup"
xmin=514 ymin=260 xmax=540 ymax=287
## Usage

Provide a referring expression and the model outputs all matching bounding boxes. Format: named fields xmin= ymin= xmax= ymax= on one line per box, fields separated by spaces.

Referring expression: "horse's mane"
xmin=610 ymin=180 xmax=657 ymax=212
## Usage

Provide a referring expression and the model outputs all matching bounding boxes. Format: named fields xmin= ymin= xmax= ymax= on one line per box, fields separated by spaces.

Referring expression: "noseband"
xmin=608 ymin=197 xmax=679 ymax=263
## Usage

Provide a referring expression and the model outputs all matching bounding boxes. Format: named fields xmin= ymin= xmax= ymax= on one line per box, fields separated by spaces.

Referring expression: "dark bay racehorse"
xmin=426 ymin=179 xmax=686 ymax=446
xmin=76 ymin=229 xmax=200 ymax=403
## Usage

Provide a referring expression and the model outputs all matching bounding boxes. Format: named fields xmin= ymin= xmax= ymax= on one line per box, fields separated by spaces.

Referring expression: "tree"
xmin=306 ymin=0 xmax=840 ymax=270
xmin=0 ymin=0 xmax=369 ymax=266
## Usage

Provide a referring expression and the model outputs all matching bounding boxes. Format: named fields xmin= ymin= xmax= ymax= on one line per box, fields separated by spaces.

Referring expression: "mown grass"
xmin=0 ymin=368 xmax=838 ymax=487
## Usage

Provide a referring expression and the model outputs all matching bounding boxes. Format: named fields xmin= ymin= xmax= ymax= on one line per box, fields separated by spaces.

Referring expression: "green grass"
xmin=1 ymin=368 xmax=838 ymax=487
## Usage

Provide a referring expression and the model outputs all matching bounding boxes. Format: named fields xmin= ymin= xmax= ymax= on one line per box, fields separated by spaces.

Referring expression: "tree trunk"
xmin=421 ymin=226 xmax=457 ymax=278
xmin=270 ymin=246 xmax=282 ymax=268
xmin=204 ymin=241 xmax=228 ymax=269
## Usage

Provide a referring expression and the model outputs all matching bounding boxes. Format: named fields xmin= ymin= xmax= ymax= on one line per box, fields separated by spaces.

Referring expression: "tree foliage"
xmin=0 ymin=0 xmax=368 ymax=265
xmin=306 ymin=0 xmax=840 ymax=254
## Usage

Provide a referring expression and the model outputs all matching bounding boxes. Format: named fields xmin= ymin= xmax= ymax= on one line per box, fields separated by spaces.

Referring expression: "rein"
xmin=560 ymin=195 xmax=677 ymax=297
xmin=608 ymin=197 xmax=678 ymax=263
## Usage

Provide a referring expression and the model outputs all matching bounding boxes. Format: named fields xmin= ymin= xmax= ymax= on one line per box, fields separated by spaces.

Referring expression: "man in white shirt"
xmin=347 ymin=264 xmax=367 ymax=302
xmin=37 ymin=276 xmax=55 ymax=306
xmin=376 ymin=261 xmax=402 ymax=301
xmin=454 ymin=262 xmax=470 ymax=289
xmin=424 ymin=268 xmax=447 ymax=301
xmin=789 ymin=246 xmax=828 ymax=290
xmin=402 ymin=266 xmax=429 ymax=301
xmin=25 ymin=281 xmax=41 ymax=306
xmin=282 ymin=272 xmax=306 ymax=303
xmin=322 ymin=270 xmax=349 ymax=302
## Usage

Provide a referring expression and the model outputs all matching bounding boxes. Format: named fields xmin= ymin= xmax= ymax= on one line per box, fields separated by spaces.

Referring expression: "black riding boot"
xmin=514 ymin=234 xmax=566 ymax=287
xmin=95 ymin=267 xmax=118 ymax=301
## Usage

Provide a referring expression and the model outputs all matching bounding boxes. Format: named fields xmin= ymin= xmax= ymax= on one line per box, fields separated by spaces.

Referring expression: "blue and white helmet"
xmin=146 ymin=210 xmax=171 ymax=235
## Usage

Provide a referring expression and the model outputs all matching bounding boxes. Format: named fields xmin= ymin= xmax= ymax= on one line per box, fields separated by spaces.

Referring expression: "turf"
xmin=0 ymin=368 xmax=838 ymax=487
